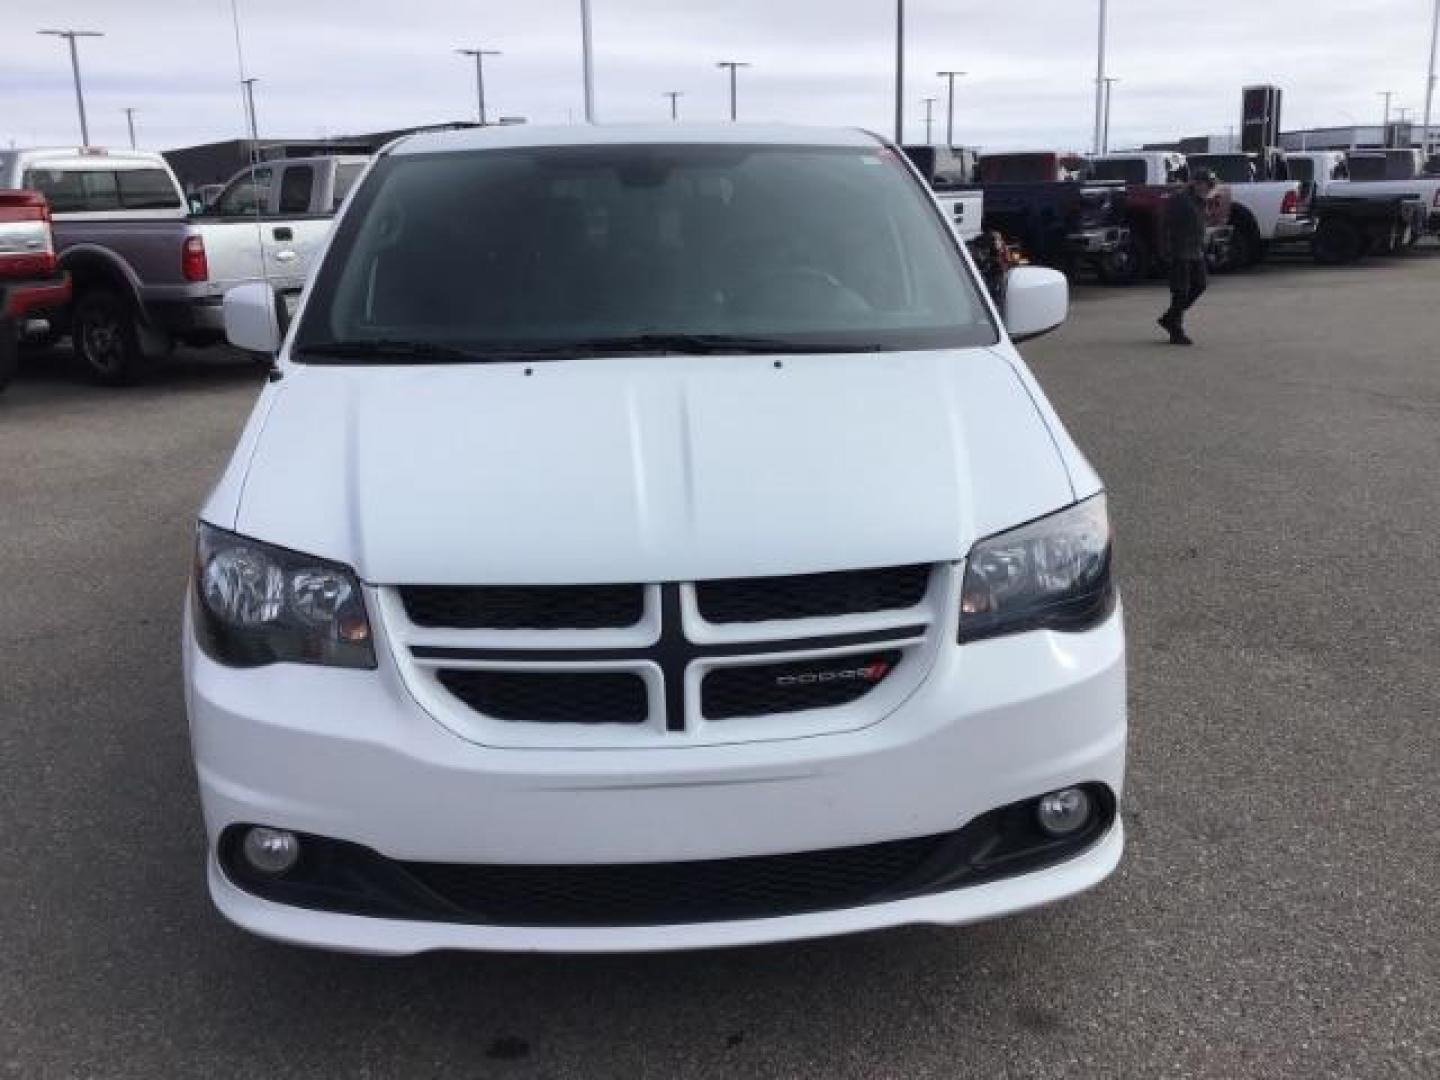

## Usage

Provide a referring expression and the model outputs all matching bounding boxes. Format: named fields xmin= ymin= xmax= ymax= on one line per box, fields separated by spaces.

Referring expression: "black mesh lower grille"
xmin=437 ymin=669 xmax=647 ymax=725
xmin=403 ymin=833 xmax=945 ymax=925
xmin=702 ymin=651 xmax=902 ymax=720
xmin=696 ymin=565 xmax=931 ymax=624
xmin=401 ymin=584 xmax=644 ymax=629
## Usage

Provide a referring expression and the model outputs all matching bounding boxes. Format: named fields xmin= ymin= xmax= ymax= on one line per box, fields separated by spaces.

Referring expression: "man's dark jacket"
xmin=1164 ymin=187 xmax=1207 ymax=261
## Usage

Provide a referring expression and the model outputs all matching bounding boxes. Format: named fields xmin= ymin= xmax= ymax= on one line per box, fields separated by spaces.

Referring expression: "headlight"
xmin=958 ymin=494 xmax=1114 ymax=643
xmin=192 ymin=523 xmax=375 ymax=669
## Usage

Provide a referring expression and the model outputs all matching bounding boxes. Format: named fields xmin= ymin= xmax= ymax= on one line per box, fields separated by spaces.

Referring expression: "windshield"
xmin=1190 ymin=155 xmax=1254 ymax=183
xmin=1088 ymin=159 xmax=1148 ymax=185
xmin=293 ymin=142 xmax=996 ymax=361
xmin=1285 ymin=158 xmax=1314 ymax=183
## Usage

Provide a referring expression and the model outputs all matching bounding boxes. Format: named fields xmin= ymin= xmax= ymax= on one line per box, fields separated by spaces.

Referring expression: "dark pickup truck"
xmin=1085 ymin=153 xmax=1234 ymax=284
xmin=957 ymin=152 xmax=1129 ymax=280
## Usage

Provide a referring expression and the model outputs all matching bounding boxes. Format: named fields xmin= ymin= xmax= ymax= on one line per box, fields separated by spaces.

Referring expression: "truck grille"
xmin=401 ymin=584 xmax=644 ymax=629
xmin=437 ymin=670 xmax=647 ymax=725
xmin=702 ymin=650 xmax=902 ymax=720
xmin=695 ymin=564 xmax=931 ymax=624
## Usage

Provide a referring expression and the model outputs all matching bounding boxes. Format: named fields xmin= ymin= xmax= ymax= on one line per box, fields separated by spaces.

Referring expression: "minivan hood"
xmin=230 ymin=349 xmax=1074 ymax=584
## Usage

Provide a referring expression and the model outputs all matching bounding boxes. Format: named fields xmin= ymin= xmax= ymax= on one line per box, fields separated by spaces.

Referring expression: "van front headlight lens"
xmin=958 ymin=495 xmax=1114 ymax=643
xmin=193 ymin=523 xmax=375 ymax=669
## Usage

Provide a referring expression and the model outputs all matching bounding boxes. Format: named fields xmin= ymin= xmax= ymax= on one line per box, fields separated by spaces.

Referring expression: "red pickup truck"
xmin=0 ymin=190 xmax=70 ymax=393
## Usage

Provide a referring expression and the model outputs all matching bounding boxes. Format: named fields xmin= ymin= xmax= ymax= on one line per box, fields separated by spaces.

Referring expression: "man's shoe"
xmin=1157 ymin=313 xmax=1178 ymax=334
xmin=1168 ymin=329 xmax=1193 ymax=346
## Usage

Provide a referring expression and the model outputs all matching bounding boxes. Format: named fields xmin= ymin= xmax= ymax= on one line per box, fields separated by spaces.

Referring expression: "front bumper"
xmin=1067 ymin=227 xmax=1129 ymax=254
xmin=185 ymin=599 xmax=1127 ymax=953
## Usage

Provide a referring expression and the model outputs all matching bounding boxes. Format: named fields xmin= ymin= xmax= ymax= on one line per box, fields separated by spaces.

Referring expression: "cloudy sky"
xmin=4 ymin=1 xmax=1436 ymax=152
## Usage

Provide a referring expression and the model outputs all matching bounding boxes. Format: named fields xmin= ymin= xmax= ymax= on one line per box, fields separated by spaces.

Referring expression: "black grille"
xmin=703 ymin=650 xmax=902 ymax=720
xmin=696 ymin=565 xmax=931 ymax=624
xmin=437 ymin=669 xmax=647 ymax=725
xmin=400 ymin=833 xmax=948 ymax=925
xmin=401 ymin=584 xmax=644 ymax=630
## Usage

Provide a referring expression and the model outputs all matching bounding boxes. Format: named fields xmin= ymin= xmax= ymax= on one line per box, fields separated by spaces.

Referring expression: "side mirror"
xmin=223 ymin=282 xmax=283 ymax=353
xmin=1003 ymin=266 xmax=1069 ymax=343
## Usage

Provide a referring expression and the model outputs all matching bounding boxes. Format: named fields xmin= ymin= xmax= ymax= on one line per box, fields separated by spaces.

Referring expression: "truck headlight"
xmin=958 ymin=494 xmax=1114 ymax=643
xmin=192 ymin=522 xmax=375 ymax=669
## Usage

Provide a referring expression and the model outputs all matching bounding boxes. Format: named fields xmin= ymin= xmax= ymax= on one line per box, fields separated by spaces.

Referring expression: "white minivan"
xmin=185 ymin=124 xmax=1126 ymax=954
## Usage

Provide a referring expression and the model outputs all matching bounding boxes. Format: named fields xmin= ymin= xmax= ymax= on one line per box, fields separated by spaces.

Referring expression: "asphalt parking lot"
xmin=3 ymin=252 xmax=1438 ymax=1079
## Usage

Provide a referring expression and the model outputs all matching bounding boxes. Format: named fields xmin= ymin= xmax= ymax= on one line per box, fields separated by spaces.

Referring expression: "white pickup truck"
xmin=0 ymin=147 xmax=368 ymax=383
xmin=1184 ymin=152 xmax=1314 ymax=268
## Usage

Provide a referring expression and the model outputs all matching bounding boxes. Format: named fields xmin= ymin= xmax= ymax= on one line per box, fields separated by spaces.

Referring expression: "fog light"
xmin=1036 ymin=788 xmax=1092 ymax=837
xmin=241 ymin=827 xmax=300 ymax=875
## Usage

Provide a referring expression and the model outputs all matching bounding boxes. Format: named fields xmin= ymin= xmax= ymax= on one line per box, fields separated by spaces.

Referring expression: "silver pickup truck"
xmin=0 ymin=147 xmax=368 ymax=383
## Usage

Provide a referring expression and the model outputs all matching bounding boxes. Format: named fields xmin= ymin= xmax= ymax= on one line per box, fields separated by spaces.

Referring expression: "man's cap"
xmin=1191 ymin=168 xmax=1219 ymax=188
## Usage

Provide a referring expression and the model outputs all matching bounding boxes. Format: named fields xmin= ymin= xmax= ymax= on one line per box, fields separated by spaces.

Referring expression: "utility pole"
xmin=580 ymin=0 xmax=596 ymax=122
xmin=936 ymin=70 xmax=965 ymax=148
xmin=894 ymin=0 xmax=905 ymax=144
xmin=123 ymin=107 xmax=137 ymax=149
xmin=455 ymin=48 xmax=501 ymax=126
xmin=921 ymin=97 xmax=936 ymax=145
xmin=241 ymin=77 xmax=260 ymax=142
xmin=663 ymin=91 xmax=683 ymax=121
xmin=38 ymin=29 xmax=104 ymax=146
xmin=1379 ymin=90 xmax=1395 ymax=146
xmin=1092 ymin=0 xmax=1108 ymax=155
xmin=1102 ymin=77 xmax=1119 ymax=154
xmin=716 ymin=61 xmax=750 ymax=121
xmin=1424 ymin=0 xmax=1439 ymax=158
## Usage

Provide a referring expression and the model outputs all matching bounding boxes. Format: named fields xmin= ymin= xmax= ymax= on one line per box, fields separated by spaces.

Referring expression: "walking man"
xmin=1158 ymin=169 xmax=1218 ymax=346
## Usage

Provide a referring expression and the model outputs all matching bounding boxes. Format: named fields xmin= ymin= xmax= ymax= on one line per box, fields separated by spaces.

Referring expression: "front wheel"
xmin=1095 ymin=235 xmax=1150 ymax=286
xmin=72 ymin=290 xmax=146 ymax=386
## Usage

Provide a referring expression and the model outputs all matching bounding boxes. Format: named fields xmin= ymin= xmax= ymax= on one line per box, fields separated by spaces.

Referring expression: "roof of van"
xmin=390 ymin=123 xmax=883 ymax=156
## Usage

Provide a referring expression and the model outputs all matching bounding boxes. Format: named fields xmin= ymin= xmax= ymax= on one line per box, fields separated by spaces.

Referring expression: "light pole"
xmin=1102 ymin=77 xmax=1119 ymax=154
xmin=894 ymin=0 xmax=905 ymax=144
xmin=456 ymin=48 xmax=501 ymax=126
xmin=1092 ymin=0 xmax=1108 ymax=155
xmin=716 ymin=61 xmax=750 ymax=121
xmin=921 ymin=97 xmax=936 ymax=144
xmin=1424 ymin=0 xmax=1439 ymax=158
xmin=38 ymin=29 xmax=104 ymax=146
xmin=241 ymin=77 xmax=260 ymax=142
xmin=580 ymin=0 xmax=595 ymax=122
xmin=123 ymin=107 xmax=137 ymax=149
xmin=663 ymin=91 xmax=683 ymax=121
xmin=936 ymin=70 xmax=966 ymax=149
xmin=1379 ymin=90 xmax=1394 ymax=145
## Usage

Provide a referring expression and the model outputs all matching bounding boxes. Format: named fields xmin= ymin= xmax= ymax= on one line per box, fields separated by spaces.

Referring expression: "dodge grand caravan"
xmin=185 ymin=124 xmax=1126 ymax=954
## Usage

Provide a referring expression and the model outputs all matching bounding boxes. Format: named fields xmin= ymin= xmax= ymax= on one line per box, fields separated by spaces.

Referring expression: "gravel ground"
xmin=2 ymin=251 xmax=1437 ymax=1078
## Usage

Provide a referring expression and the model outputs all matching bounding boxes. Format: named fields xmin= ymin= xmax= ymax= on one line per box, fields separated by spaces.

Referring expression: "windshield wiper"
xmin=294 ymin=340 xmax=511 ymax=363
xmin=294 ymin=334 xmax=888 ymax=364
xmin=504 ymin=333 xmax=888 ymax=356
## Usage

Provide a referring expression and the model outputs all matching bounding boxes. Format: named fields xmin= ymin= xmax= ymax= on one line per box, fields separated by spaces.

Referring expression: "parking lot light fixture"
xmin=456 ymin=48 xmax=502 ymax=126
xmin=936 ymin=70 xmax=966 ymax=148
xmin=716 ymin=61 xmax=750 ymax=121
xmin=37 ymin=29 xmax=104 ymax=147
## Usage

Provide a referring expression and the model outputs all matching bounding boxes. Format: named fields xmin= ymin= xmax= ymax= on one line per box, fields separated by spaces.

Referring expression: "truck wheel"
xmin=1096 ymin=235 xmax=1150 ymax=286
xmin=0 ymin=320 xmax=17 ymax=396
xmin=1313 ymin=219 xmax=1362 ymax=265
xmin=72 ymin=290 xmax=146 ymax=386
